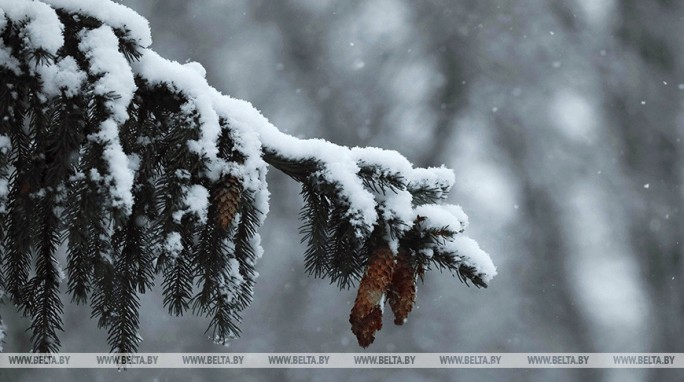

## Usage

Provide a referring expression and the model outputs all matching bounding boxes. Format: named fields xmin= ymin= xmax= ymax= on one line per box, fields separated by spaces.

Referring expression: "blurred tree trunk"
xmin=607 ymin=1 xmax=684 ymax=380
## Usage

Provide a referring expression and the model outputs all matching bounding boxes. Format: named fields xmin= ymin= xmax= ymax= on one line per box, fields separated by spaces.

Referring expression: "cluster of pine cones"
xmin=213 ymin=176 xmax=423 ymax=348
xmin=349 ymin=246 xmax=422 ymax=348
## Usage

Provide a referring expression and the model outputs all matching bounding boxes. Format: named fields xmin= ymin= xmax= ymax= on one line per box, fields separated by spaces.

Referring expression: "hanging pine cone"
xmin=214 ymin=176 xmax=242 ymax=230
xmin=349 ymin=245 xmax=394 ymax=348
xmin=351 ymin=306 xmax=383 ymax=348
xmin=388 ymin=250 xmax=418 ymax=325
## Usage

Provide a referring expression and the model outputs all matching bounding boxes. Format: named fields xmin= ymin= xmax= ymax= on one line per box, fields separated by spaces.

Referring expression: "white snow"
xmin=414 ymin=203 xmax=469 ymax=232
xmin=443 ymin=204 xmax=469 ymax=229
xmin=89 ymin=168 xmax=102 ymax=182
xmin=412 ymin=203 xmax=496 ymax=281
xmin=0 ymin=43 xmax=21 ymax=75
xmin=127 ymin=153 xmax=141 ymax=174
xmin=175 ymin=169 xmax=191 ymax=180
xmin=218 ymin=255 xmax=246 ymax=304
xmin=183 ymin=184 xmax=210 ymax=224
xmin=350 ymin=146 xmax=427 ymax=233
xmin=171 ymin=185 xmax=211 ymax=224
xmin=0 ymin=178 xmax=7 ymax=197
xmin=37 ymin=56 xmax=86 ymax=98
xmin=163 ymin=232 xmax=183 ymax=259
xmin=0 ymin=178 xmax=8 ymax=213
xmin=131 ymin=50 xmax=223 ymax=180
xmin=184 ymin=61 xmax=207 ymax=78
xmin=443 ymin=235 xmax=497 ymax=283
xmin=0 ymin=135 xmax=10 ymax=153
xmin=79 ymin=26 xmax=135 ymax=123
xmin=0 ymin=0 xmax=64 ymax=55
xmin=79 ymin=26 xmax=136 ymax=214
xmin=406 ymin=166 xmax=455 ymax=199
xmin=351 ymin=146 xmax=413 ymax=174
xmin=42 ymin=0 xmax=152 ymax=48
xmin=213 ymin=92 xmax=379 ymax=231
xmin=99 ymin=120 xmax=135 ymax=213
xmin=250 ymin=233 xmax=264 ymax=260
xmin=227 ymin=258 xmax=244 ymax=285
xmin=378 ymin=188 xmax=414 ymax=227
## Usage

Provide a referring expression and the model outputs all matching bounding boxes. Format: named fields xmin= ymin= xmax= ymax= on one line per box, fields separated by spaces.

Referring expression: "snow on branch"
xmin=0 ymin=0 xmax=63 ymax=56
xmin=41 ymin=0 xmax=152 ymax=48
xmin=0 ymin=0 xmax=496 ymax=351
xmin=78 ymin=25 xmax=136 ymax=213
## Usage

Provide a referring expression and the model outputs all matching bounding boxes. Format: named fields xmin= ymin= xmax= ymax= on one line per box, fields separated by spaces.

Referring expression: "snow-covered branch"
xmin=0 ymin=0 xmax=496 ymax=351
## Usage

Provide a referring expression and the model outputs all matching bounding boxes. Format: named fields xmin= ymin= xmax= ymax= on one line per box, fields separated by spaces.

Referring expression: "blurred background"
xmin=3 ymin=0 xmax=684 ymax=381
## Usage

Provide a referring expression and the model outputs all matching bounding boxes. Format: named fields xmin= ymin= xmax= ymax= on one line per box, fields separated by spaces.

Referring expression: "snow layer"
xmin=42 ymin=0 xmax=152 ymax=48
xmin=132 ymin=51 xmax=223 ymax=179
xmin=408 ymin=166 xmax=455 ymax=196
xmin=415 ymin=203 xmax=469 ymax=232
xmin=220 ymin=96 xmax=378 ymax=231
xmin=163 ymin=232 xmax=183 ymax=259
xmin=185 ymin=184 xmax=210 ymax=223
xmin=444 ymin=236 xmax=498 ymax=283
xmin=0 ymin=43 xmax=21 ymax=75
xmin=79 ymin=26 xmax=136 ymax=214
xmin=37 ymin=56 xmax=86 ymax=98
xmin=0 ymin=135 xmax=10 ymax=153
xmin=0 ymin=0 xmax=63 ymax=55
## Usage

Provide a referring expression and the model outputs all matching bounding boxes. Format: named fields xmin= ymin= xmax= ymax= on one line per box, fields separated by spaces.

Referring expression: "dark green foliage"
xmin=161 ymin=226 xmax=194 ymax=317
xmin=26 ymin=191 xmax=64 ymax=353
xmin=108 ymin=200 xmax=147 ymax=353
xmin=358 ymin=164 xmax=405 ymax=195
xmin=299 ymin=182 xmax=331 ymax=279
xmin=326 ymin=204 xmax=367 ymax=289
xmin=231 ymin=191 xmax=261 ymax=310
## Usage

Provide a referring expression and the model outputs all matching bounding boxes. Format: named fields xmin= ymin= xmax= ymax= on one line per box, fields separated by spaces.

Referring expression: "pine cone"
xmin=351 ymin=306 xmax=383 ymax=348
xmin=214 ymin=176 xmax=242 ymax=230
xmin=388 ymin=250 xmax=417 ymax=326
xmin=349 ymin=245 xmax=394 ymax=348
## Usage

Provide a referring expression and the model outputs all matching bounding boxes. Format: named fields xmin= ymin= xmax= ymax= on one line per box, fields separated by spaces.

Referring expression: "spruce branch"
xmin=0 ymin=0 xmax=496 ymax=352
xmin=299 ymin=182 xmax=332 ymax=279
xmin=26 ymin=189 xmax=64 ymax=353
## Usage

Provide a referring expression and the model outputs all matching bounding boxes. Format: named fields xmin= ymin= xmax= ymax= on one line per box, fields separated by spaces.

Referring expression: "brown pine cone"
xmin=349 ymin=245 xmax=395 ymax=348
xmin=351 ymin=306 xmax=383 ymax=348
xmin=388 ymin=250 xmax=417 ymax=326
xmin=214 ymin=176 xmax=242 ymax=230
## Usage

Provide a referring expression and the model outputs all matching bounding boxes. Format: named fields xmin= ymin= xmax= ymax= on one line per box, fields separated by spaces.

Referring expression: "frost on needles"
xmin=0 ymin=0 xmax=497 ymax=352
